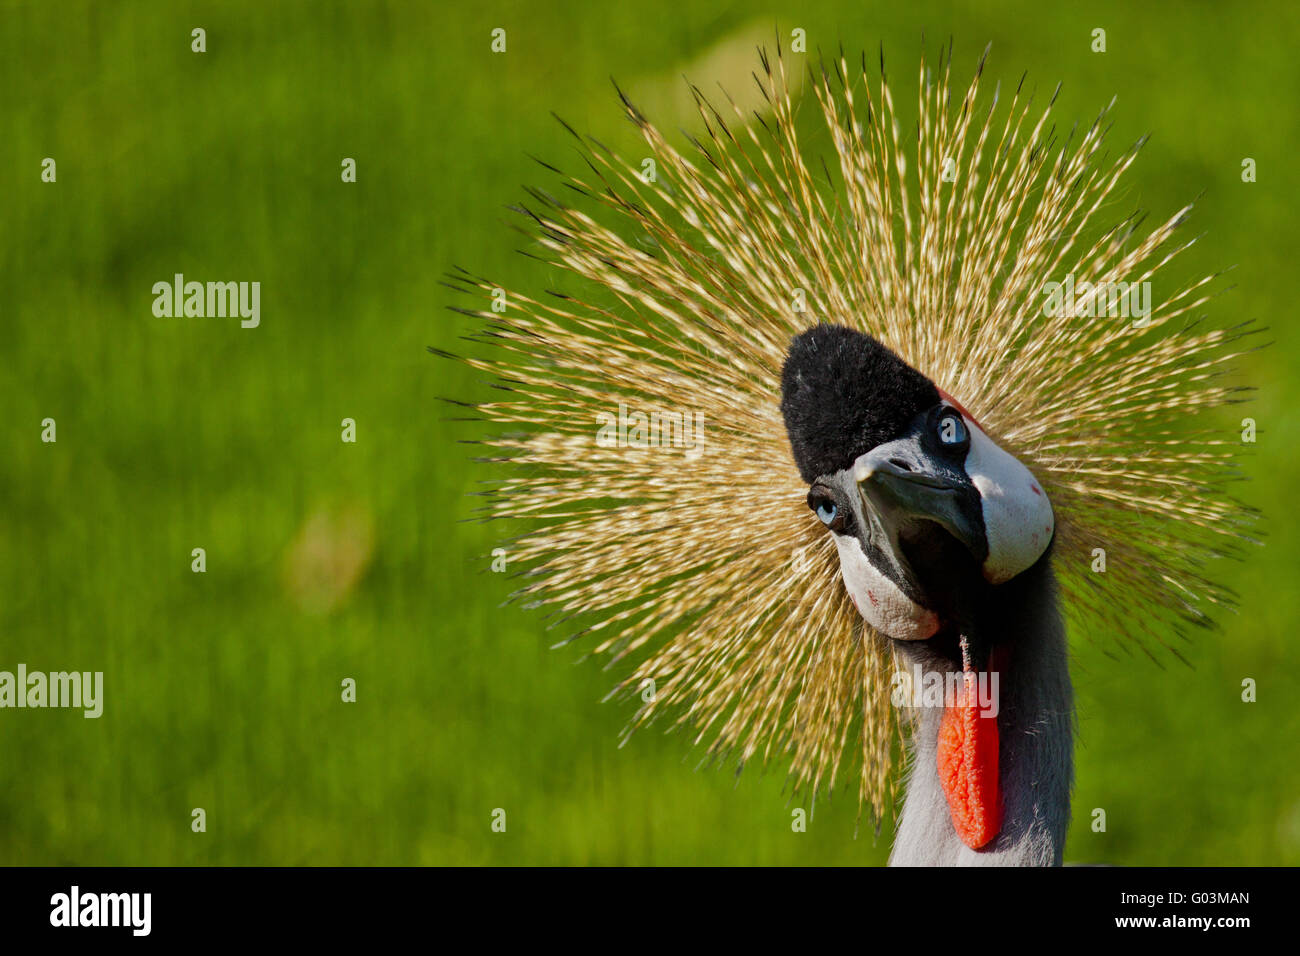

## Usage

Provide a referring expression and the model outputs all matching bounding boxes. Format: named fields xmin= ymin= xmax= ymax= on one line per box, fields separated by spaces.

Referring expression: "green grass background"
xmin=1 ymin=0 xmax=1297 ymax=865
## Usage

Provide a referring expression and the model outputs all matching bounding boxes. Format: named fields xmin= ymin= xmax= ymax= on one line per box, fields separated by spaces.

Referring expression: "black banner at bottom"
xmin=0 ymin=865 xmax=1277 ymax=941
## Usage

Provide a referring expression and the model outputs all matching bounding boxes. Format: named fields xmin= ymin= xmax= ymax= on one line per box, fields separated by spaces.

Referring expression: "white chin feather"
xmin=830 ymin=532 xmax=939 ymax=640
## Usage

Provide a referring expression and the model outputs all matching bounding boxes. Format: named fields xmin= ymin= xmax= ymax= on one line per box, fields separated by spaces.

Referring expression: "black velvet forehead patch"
xmin=780 ymin=324 xmax=940 ymax=484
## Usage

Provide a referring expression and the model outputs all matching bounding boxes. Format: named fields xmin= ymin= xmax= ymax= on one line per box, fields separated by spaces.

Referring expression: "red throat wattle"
xmin=936 ymin=637 xmax=1002 ymax=849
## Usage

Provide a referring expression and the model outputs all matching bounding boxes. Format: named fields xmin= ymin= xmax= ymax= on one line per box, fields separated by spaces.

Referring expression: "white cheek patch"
xmin=830 ymin=532 xmax=939 ymax=640
xmin=964 ymin=421 xmax=1054 ymax=584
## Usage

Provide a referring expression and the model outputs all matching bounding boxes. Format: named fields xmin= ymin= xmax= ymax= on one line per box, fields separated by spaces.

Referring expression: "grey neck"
xmin=888 ymin=559 xmax=1074 ymax=866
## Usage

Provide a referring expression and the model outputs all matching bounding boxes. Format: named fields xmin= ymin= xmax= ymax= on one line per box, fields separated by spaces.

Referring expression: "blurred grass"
xmin=0 ymin=0 xmax=1297 ymax=864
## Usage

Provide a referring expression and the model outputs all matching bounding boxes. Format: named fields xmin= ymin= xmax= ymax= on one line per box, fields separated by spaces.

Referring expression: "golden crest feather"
xmin=444 ymin=43 xmax=1257 ymax=822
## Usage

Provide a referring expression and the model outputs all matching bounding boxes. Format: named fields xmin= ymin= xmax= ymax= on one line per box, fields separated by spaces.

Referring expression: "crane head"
xmin=780 ymin=323 xmax=1055 ymax=645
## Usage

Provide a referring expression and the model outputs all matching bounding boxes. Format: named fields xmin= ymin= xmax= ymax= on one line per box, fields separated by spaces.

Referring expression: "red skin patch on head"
xmin=936 ymin=646 xmax=1003 ymax=850
xmin=1030 ymin=484 xmax=1042 ymax=496
xmin=867 ymin=590 xmax=879 ymax=608
xmin=936 ymin=387 xmax=984 ymax=431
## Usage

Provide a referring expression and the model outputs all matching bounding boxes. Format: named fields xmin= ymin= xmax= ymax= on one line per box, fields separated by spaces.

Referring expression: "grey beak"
xmin=853 ymin=438 xmax=986 ymax=561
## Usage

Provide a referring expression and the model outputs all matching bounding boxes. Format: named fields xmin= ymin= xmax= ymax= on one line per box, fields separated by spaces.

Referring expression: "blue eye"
xmin=938 ymin=413 xmax=968 ymax=446
xmin=808 ymin=488 xmax=847 ymax=532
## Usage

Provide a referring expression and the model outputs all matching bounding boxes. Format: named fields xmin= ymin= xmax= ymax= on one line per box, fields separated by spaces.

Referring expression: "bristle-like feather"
xmin=446 ymin=46 xmax=1255 ymax=823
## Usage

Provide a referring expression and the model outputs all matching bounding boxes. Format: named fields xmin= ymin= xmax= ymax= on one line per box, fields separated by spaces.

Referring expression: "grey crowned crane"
xmin=445 ymin=44 xmax=1255 ymax=865
xmin=781 ymin=324 xmax=1071 ymax=864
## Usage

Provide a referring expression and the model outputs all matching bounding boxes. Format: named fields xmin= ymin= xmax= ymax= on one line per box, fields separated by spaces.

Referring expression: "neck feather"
xmin=888 ymin=558 xmax=1074 ymax=866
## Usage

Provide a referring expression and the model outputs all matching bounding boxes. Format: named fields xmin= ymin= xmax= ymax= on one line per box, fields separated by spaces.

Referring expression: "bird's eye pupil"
xmin=816 ymin=501 xmax=837 ymax=525
xmin=938 ymin=413 xmax=967 ymax=445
